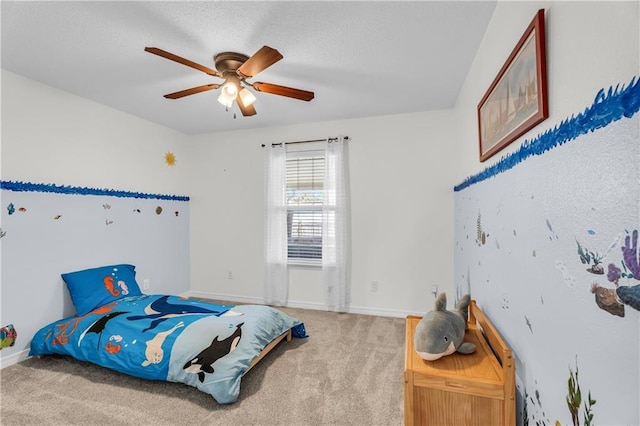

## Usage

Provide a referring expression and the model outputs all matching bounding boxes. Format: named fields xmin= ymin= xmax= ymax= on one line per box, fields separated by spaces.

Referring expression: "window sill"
xmin=288 ymin=259 xmax=322 ymax=269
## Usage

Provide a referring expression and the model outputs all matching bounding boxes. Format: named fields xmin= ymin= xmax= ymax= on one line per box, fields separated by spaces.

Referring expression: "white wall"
xmin=186 ymin=110 xmax=458 ymax=316
xmin=452 ymin=1 xmax=639 ymax=424
xmin=454 ymin=1 xmax=639 ymax=181
xmin=1 ymin=71 xmax=190 ymax=195
xmin=1 ymin=67 xmax=463 ymax=373
xmin=0 ymin=71 xmax=191 ymax=367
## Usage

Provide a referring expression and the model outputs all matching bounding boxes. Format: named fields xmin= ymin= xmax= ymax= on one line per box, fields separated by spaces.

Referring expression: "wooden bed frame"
xmin=245 ymin=328 xmax=293 ymax=374
xmin=191 ymin=297 xmax=295 ymax=376
xmin=404 ymin=300 xmax=515 ymax=425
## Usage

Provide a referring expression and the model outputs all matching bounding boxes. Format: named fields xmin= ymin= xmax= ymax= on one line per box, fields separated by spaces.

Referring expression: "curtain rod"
xmin=261 ymin=136 xmax=349 ymax=148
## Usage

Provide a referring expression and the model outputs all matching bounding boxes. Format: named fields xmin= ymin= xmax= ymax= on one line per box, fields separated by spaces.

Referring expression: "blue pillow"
xmin=61 ymin=264 xmax=143 ymax=316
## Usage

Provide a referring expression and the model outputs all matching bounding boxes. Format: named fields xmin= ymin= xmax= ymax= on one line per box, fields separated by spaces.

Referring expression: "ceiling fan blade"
xmin=163 ymin=84 xmax=220 ymax=99
xmin=237 ymin=46 xmax=283 ymax=78
xmin=145 ymin=47 xmax=220 ymax=77
xmin=252 ymin=82 xmax=315 ymax=101
xmin=236 ymin=94 xmax=257 ymax=116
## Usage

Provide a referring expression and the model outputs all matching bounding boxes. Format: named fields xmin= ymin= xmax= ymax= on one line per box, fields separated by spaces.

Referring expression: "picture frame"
xmin=477 ymin=9 xmax=548 ymax=162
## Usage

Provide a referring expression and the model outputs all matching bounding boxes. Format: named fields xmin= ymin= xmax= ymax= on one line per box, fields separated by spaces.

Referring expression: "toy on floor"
xmin=414 ymin=293 xmax=476 ymax=361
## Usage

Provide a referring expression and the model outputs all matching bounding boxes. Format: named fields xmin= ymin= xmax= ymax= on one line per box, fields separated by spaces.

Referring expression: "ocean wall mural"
xmin=0 ymin=181 xmax=190 ymax=365
xmin=454 ymin=77 xmax=639 ymax=425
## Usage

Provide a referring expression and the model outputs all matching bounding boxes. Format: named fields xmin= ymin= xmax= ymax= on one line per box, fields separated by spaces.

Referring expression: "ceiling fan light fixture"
xmin=221 ymin=80 xmax=238 ymax=98
xmin=217 ymin=91 xmax=234 ymax=108
xmin=146 ymin=45 xmax=314 ymax=117
xmin=239 ymin=87 xmax=257 ymax=106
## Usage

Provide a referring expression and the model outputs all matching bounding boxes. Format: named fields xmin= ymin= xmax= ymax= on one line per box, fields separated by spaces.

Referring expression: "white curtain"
xmin=322 ymin=137 xmax=350 ymax=312
xmin=264 ymin=144 xmax=288 ymax=306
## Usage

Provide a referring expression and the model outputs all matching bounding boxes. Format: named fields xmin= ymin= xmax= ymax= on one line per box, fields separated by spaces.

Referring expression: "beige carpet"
xmin=0 ymin=306 xmax=405 ymax=426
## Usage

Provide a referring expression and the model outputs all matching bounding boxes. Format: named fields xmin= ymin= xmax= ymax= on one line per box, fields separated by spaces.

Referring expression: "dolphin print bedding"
xmin=29 ymin=292 xmax=305 ymax=404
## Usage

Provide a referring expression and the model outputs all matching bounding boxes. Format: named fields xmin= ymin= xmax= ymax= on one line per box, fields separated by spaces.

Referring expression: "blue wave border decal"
xmin=1 ymin=180 xmax=189 ymax=201
xmin=455 ymin=76 xmax=640 ymax=192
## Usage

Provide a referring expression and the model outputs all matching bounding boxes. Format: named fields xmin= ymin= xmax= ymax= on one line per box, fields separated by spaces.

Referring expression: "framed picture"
xmin=477 ymin=9 xmax=548 ymax=162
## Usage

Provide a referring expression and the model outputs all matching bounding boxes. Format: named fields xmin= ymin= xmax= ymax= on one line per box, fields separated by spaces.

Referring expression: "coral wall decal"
xmin=576 ymin=239 xmax=605 ymax=275
xmin=621 ymin=229 xmax=640 ymax=278
xmin=590 ymin=229 xmax=640 ymax=316
xmin=615 ymin=230 xmax=640 ymax=311
xmin=0 ymin=324 xmax=17 ymax=349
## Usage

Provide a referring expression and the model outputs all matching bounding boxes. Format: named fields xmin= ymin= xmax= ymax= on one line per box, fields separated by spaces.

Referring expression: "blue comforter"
xmin=30 ymin=294 xmax=305 ymax=403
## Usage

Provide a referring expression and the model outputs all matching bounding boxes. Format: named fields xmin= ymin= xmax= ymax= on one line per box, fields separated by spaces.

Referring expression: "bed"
xmin=29 ymin=264 xmax=306 ymax=404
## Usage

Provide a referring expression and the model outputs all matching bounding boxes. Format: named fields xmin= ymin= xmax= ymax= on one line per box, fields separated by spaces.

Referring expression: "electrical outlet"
xmin=143 ymin=279 xmax=150 ymax=291
xmin=431 ymin=284 xmax=438 ymax=296
xmin=227 ymin=271 xmax=233 ymax=280
xmin=370 ymin=280 xmax=379 ymax=292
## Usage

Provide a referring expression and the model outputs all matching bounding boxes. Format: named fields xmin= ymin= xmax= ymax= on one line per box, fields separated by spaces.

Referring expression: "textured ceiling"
xmin=1 ymin=1 xmax=496 ymax=135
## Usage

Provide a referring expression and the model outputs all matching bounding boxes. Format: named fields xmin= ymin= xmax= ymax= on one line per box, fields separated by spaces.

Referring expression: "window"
xmin=264 ymin=137 xmax=348 ymax=310
xmin=286 ymin=151 xmax=324 ymax=263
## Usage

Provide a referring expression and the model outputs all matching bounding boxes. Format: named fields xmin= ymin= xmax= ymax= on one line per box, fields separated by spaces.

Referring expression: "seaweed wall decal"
xmin=0 ymin=180 xmax=189 ymax=201
xmin=559 ymin=358 xmax=596 ymax=426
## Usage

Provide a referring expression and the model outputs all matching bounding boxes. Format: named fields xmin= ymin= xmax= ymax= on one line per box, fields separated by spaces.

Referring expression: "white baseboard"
xmin=343 ymin=304 xmax=418 ymax=318
xmin=183 ymin=290 xmax=418 ymax=318
xmin=0 ymin=348 xmax=30 ymax=369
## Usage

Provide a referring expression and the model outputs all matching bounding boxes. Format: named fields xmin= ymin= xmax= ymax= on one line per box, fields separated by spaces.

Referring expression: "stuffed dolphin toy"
xmin=414 ymin=293 xmax=476 ymax=361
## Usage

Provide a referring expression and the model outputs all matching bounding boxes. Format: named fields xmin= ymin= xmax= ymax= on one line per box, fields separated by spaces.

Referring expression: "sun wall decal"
xmin=164 ymin=151 xmax=177 ymax=167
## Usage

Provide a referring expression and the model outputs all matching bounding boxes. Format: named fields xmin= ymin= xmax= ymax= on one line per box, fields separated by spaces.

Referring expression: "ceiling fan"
xmin=145 ymin=45 xmax=314 ymax=117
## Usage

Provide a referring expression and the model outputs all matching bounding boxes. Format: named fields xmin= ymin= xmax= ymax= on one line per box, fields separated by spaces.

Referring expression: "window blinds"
xmin=286 ymin=155 xmax=324 ymax=260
